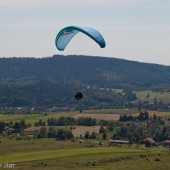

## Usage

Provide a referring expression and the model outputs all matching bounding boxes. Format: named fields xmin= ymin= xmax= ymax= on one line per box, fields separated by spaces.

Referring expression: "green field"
xmin=135 ymin=90 xmax=170 ymax=103
xmin=112 ymin=89 xmax=170 ymax=103
xmin=0 ymin=138 xmax=169 ymax=170
xmin=0 ymin=111 xmax=77 ymax=125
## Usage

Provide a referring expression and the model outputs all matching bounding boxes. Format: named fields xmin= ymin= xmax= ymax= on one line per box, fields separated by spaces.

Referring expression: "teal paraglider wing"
xmin=55 ymin=26 xmax=106 ymax=51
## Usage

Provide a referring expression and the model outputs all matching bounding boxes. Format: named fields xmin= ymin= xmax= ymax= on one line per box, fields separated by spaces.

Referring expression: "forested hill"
xmin=0 ymin=55 xmax=170 ymax=89
xmin=0 ymin=55 xmax=170 ymax=107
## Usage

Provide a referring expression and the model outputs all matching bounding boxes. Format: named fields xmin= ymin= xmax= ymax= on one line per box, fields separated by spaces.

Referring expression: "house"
xmin=140 ymin=138 xmax=157 ymax=147
xmin=109 ymin=139 xmax=129 ymax=146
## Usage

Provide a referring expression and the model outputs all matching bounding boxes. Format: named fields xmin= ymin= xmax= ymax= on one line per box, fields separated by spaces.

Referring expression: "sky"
xmin=0 ymin=0 xmax=170 ymax=65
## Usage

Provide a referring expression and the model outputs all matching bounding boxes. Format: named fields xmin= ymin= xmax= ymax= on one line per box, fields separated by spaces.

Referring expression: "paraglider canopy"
xmin=55 ymin=26 xmax=106 ymax=51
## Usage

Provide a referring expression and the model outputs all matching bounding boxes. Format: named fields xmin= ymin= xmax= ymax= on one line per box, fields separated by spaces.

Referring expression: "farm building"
xmin=109 ymin=140 xmax=129 ymax=146
xmin=140 ymin=138 xmax=157 ymax=147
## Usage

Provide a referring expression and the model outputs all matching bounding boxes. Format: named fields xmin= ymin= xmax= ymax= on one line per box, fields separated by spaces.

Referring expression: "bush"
xmin=56 ymin=128 xmax=74 ymax=140
xmin=84 ymin=131 xmax=90 ymax=139
xmin=90 ymin=131 xmax=97 ymax=139
xmin=102 ymin=132 xmax=107 ymax=140
xmin=37 ymin=127 xmax=47 ymax=138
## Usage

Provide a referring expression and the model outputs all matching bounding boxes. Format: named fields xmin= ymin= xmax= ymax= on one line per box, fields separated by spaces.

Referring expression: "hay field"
xmin=24 ymin=125 xmax=100 ymax=138
xmin=72 ymin=109 xmax=137 ymax=121
xmin=73 ymin=113 xmax=120 ymax=121
xmin=131 ymin=111 xmax=170 ymax=117
xmin=148 ymin=111 xmax=170 ymax=117
xmin=72 ymin=126 xmax=100 ymax=137
xmin=82 ymin=109 xmax=136 ymax=115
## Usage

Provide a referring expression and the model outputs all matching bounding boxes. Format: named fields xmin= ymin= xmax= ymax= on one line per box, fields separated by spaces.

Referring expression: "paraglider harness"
xmin=75 ymin=91 xmax=83 ymax=100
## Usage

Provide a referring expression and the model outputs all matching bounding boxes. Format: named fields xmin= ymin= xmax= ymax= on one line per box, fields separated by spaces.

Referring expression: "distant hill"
xmin=0 ymin=55 xmax=170 ymax=107
xmin=0 ymin=55 xmax=170 ymax=89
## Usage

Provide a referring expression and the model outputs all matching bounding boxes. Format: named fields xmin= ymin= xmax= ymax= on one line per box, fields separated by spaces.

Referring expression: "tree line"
xmin=47 ymin=116 xmax=97 ymax=126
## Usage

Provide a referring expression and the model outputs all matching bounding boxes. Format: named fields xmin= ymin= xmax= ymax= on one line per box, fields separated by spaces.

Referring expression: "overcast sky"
xmin=0 ymin=0 xmax=170 ymax=65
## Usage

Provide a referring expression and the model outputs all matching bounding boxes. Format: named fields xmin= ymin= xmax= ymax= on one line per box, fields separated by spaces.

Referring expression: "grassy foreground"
xmin=0 ymin=140 xmax=169 ymax=170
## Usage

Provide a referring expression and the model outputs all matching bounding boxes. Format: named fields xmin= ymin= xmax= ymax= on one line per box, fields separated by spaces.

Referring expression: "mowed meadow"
xmin=0 ymin=138 xmax=170 ymax=170
xmin=0 ymin=141 xmax=170 ymax=169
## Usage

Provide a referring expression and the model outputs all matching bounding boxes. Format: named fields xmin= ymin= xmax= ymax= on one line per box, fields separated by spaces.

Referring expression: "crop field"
xmin=81 ymin=109 xmax=137 ymax=115
xmin=72 ymin=109 xmax=137 ymax=121
xmin=73 ymin=110 xmax=170 ymax=121
xmin=0 ymin=138 xmax=169 ymax=170
xmin=131 ymin=110 xmax=170 ymax=117
xmin=72 ymin=113 xmax=120 ymax=121
xmin=72 ymin=126 xmax=100 ymax=137
xmin=147 ymin=111 xmax=170 ymax=117
xmin=24 ymin=125 xmax=101 ymax=137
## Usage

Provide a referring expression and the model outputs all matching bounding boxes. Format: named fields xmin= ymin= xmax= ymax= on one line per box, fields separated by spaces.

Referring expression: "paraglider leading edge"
xmin=55 ymin=26 xmax=106 ymax=51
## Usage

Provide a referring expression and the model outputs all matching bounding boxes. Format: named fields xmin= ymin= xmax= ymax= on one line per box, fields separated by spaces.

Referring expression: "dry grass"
xmin=72 ymin=126 xmax=100 ymax=137
xmin=24 ymin=125 xmax=100 ymax=138
xmin=147 ymin=111 xmax=170 ymax=117
xmin=131 ymin=111 xmax=170 ymax=117
xmin=82 ymin=109 xmax=136 ymax=115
